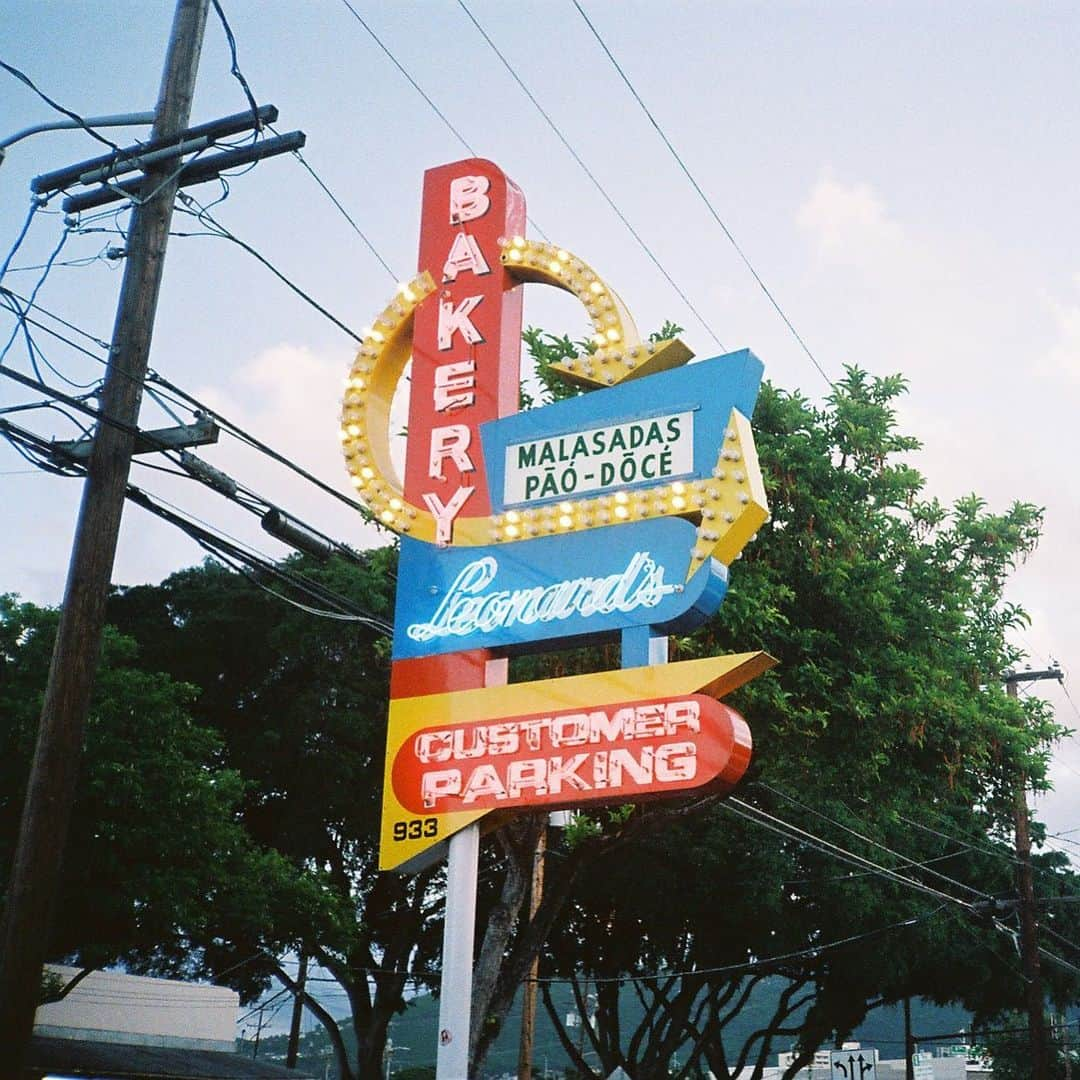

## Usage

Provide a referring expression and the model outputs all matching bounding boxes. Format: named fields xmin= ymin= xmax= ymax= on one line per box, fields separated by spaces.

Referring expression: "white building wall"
xmin=34 ymin=964 xmax=239 ymax=1052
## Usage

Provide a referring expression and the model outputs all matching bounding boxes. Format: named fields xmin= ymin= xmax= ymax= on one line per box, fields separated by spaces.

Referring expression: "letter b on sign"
xmin=449 ymin=176 xmax=490 ymax=224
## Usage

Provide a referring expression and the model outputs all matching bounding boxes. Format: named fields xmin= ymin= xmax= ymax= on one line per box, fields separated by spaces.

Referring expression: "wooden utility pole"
xmin=1006 ymin=666 xmax=1064 ymax=1080
xmin=1062 ymin=1013 xmax=1073 ymax=1080
xmin=517 ymin=827 xmax=547 ymax=1080
xmin=0 ymin=0 xmax=210 ymax=1065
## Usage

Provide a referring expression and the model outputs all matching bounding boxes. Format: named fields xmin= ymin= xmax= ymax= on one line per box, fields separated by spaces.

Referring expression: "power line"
xmin=1041 ymin=922 xmax=1080 ymax=958
xmin=4 ymin=251 xmax=117 ymax=275
xmin=209 ymin=0 xmax=261 ymax=128
xmin=896 ymin=811 xmax=1024 ymax=872
xmin=0 ymin=60 xmax=122 ymax=153
xmin=756 ymin=783 xmax=991 ymax=901
xmin=535 ymin=906 xmax=944 ymax=987
xmin=456 ymin=0 xmax=724 ymax=351
xmin=2 ymin=288 xmax=108 ymax=349
xmin=899 ymin=806 xmax=1080 ymax=905
xmin=723 ymin=797 xmax=977 ymax=909
xmin=280 ymin=138 xmax=399 ymax=283
xmin=0 ymin=289 xmax=378 ymax=526
xmin=337 ymin=0 xmax=552 ymax=245
xmin=0 ymin=409 xmax=391 ymax=632
xmin=0 ymin=201 xmax=45 ymax=286
xmin=340 ymin=1 xmax=476 ymax=158
xmin=781 ymin=847 xmax=993 ymax=890
xmin=146 ymin=371 xmax=376 ymax=520
xmin=1 ymin=225 xmax=72 ymax=377
xmin=174 ymin=193 xmax=363 ymax=341
xmin=571 ymin=0 xmax=833 ymax=388
xmin=1059 ymin=680 xmax=1080 ymax=727
xmin=743 ymin=795 xmax=1080 ymax=986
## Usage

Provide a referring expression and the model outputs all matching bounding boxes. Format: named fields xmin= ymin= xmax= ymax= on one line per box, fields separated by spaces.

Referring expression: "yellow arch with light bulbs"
xmin=340 ymin=237 xmax=768 ymax=580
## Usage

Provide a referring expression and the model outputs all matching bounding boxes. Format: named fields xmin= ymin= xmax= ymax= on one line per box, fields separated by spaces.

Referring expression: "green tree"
xmin=464 ymin=364 xmax=1074 ymax=1077
xmin=9 ymin=330 xmax=1071 ymax=1080
xmin=0 ymin=594 xmax=271 ymax=977
xmin=105 ymin=547 xmax=440 ymax=1080
xmin=979 ymin=1012 xmax=1078 ymax=1080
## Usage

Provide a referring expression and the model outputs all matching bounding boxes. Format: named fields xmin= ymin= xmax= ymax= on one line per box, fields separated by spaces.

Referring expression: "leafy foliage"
xmin=978 ymin=1012 xmax=1078 ymax=1080
xmin=4 ymin=330 xmax=1074 ymax=1079
xmin=0 ymin=594 xmax=263 ymax=975
xmin=104 ymin=548 xmax=438 ymax=1080
xmin=474 ymin=363 xmax=1074 ymax=1077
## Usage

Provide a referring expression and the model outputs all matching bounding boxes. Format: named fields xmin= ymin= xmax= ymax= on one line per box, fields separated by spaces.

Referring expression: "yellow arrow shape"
xmin=380 ymin=651 xmax=775 ymax=871
xmin=340 ymin=249 xmax=769 ymax=577
xmin=499 ymin=236 xmax=693 ymax=387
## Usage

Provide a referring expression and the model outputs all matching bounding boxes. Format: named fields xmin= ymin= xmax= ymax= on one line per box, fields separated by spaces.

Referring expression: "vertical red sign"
xmin=391 ymin=160 xmax=526 ymax=698
xmin=405 ymin=159 xmax=526 ymax=531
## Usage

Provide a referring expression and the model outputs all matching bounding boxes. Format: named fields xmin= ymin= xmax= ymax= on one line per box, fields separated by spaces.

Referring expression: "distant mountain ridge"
xmin=248 ymin=979 xmax=973 ymax=1076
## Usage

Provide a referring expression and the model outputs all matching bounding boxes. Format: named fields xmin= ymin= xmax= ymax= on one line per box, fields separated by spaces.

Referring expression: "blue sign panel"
xmin=393 ymin=519 xmax=728 ymax=660
xmin=480 ymin=350 xmax=763 ymax=514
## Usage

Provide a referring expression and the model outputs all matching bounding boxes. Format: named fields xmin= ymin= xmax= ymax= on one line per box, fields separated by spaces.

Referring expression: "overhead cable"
xmin=282 ymin=138 xmax=399 ymax=282
xmin=147 ymin=371 xmax=375 ymax=520
xmin=1 ymin=224 xmax=71 ymax=373
xmin=535 ymin=906 xmax=945 ymax=986
xmin=337 ymin=1 xmax=551 ymax=244
xmin=456 ymin=0 xmax=724 ymax=351
xmin=209 ymin=0 xmax=261 ymax=128
xmin=341 ymin=0 xmax=476 ymax=156
xmin=1 ymin=414 xmax=392 ymax=630
xmin=723 ymin=797 xmax=976 ymax=909
xmin=0 ymin=291 xmax=375 ymax=523
xmin=0 ymin=201 xmax=43 ymax=286
xmin=0 ymin=287 xmax=110 ymax=349
xmin=571 ymin=0 xmax=832 ymax=387
xmin=0 ymin=60 xmax=122 ymax=153
xmin=0 ymin=375 xmax=384 ymax=604
xmin=175 ymin=193 xmax=363 ymax=342
xmin=757 ymin=783 xmax=991 ymax=900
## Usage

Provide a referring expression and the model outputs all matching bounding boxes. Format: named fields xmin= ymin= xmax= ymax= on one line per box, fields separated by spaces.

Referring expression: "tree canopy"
xmin=0 ymin=595 xmax=267 ymax=975
xmin=2 ymin=333 xmax=1075 ymax=1079
xmin=462 ymin=339 xmax=1075 ymax=1078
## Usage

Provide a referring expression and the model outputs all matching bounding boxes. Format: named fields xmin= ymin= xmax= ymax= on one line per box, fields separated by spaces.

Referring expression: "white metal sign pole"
xmin=436 ymin=657 xmax=507 ymax=1080
xmin=436 ymin=822 xmax=479 ymax=1079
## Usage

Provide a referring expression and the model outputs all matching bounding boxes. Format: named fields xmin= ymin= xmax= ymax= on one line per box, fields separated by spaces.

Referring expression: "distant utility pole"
xmin=0 ymin=0 xmax=211 ymax=1066
xmin=1006 ymin=664 xmax=1065 ymax=1080
xmin=904 ymin=997 xmax=915 ymax=1080
xmin=517 ymin=826 xmax=547 ymax=1080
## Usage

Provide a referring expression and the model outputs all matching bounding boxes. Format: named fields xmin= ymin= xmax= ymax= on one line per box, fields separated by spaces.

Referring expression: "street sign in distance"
xmin=829 ymin=1048 xmax=877 ymax=1079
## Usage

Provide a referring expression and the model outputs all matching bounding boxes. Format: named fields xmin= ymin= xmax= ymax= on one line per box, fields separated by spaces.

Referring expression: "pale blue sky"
xmin=2 ymin=1 xmax=1079 ymax=836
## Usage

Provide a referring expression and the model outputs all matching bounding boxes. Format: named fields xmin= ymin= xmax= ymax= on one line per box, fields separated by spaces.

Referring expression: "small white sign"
xmin=504 ymin=410 xmax=695 ymax=505
xmin=829 ymin=1048 xmax=877 ymax=1079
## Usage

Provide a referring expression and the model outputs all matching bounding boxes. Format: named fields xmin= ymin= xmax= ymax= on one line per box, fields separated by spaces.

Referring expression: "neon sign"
xmin=393 ymin=695 xmax=750 ymax=814
xmin=341 ymin=157 xmax=773 ymax=872
xmin=405 ymin=551 xmax=678 ymax=645
xmin=393 ymin=519 xmax=727 ymax=660
xmin=378 ymin=652 xmax=773 ymax=869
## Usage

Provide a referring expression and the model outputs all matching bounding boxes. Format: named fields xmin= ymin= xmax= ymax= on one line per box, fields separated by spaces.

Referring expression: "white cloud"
xmin=1037 ymin=273 xmax=1080 ymax=384
xmin=795 ymin=170 xmax=908 ymax=266
xmin=189 ymin=342 xmax=389 ymax=559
